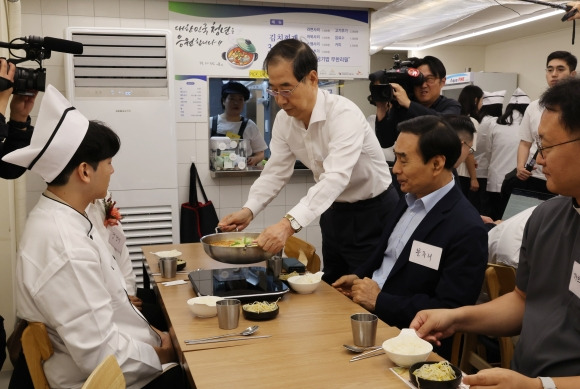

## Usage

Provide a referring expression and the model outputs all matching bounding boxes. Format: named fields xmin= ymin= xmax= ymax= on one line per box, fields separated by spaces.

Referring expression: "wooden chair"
xmin=21 ymin=322 xmax=53 ymax=389
xmin=486 ymin=263 xmax=516 ymax=300
xmin=484 ymin=263 xmax=517 ymax=369
xmin=283 ymin=235 xmax=321 ymax=273
xmin=81 ymin=354 xmax=125 ymax=389
xmin=458 ymin=263 xmax=517 ymax=373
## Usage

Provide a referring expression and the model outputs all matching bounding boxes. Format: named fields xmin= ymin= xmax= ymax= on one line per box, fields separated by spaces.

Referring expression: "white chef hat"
xmin=482 ymin=90 xmax=506 ymax=105
xmin=2 ymin=84 xmax=89 ymax=182
xmin=509 ymin=88 xmax=530 ymax=105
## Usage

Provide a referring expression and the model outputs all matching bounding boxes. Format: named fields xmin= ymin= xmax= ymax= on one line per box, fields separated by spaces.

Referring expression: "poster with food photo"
xmin=169 ymin=2 xmax=370 ymax=79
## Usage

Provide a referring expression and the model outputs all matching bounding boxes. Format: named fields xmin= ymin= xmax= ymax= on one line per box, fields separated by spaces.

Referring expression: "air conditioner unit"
xmin=65 ymin=27 xmax=179 ymax=286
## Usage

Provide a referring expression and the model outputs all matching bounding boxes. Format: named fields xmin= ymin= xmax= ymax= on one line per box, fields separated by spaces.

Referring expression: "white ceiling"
xmin=370 ymin=0 xmax=574 ymax=52
xmin=259 ymin=0 xmax=575 ymax=52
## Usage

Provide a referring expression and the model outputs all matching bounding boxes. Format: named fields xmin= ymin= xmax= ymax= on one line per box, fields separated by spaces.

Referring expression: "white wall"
xmin=410 ymin=45 xmax=486 ymax=75
xmin=485 ymin=27 xmax=578 ymax=100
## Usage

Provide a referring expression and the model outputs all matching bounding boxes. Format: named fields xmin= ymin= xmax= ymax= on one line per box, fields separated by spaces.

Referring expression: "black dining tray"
xmin=188 ymin=267 xmax=289 ymax=302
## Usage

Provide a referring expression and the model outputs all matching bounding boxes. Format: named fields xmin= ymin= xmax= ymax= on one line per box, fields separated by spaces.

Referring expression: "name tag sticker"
xmin=568 ymin=261 xmax=580 ymax=299
xmin=409 ymin=240 xmax=443 ymax=270
xmin=108 ymin=225 xmax=126 ymax=254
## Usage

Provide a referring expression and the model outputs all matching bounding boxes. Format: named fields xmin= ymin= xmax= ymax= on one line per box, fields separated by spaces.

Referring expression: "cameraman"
xmin=0 ymin=58 xmax=37 ymax=179
xmin=367 ymin=76 xmax=395 ymax=162
xmin=373 ymin=56 xmax=461 ymax=157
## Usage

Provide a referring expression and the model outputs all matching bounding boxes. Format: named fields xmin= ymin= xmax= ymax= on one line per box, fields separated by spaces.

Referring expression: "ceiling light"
xmin=381 ymin=9 xmax=562 ymax=51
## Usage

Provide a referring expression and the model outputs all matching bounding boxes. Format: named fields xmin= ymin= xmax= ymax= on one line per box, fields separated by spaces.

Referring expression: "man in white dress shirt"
xmin=218 ymin=39 xmax=399 ymax=283
xmin=515 ymin=51 xmax=576 ymax=192
xmin=2 ymin=85 xmax=184 ymax=389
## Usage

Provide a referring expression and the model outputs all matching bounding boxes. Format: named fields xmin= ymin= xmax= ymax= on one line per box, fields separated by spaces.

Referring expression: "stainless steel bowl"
xmin=200 ymin=232 xmax=274 ymax=264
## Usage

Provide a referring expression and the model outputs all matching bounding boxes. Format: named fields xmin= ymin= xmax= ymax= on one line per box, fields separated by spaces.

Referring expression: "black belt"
xmin=329 ymin=186 xmax=393 ymax=211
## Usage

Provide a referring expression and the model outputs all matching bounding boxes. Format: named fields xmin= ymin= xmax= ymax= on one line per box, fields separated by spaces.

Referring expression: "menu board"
xmin=174 ymin=75 xmax=208 ymax=122
xmin=169 ymin=2 xmax=370 ymax=79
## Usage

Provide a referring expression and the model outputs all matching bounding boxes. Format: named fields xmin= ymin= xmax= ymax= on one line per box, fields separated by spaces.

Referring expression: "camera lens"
xmin=13 ymin=67 xmax=46 ymax=95
xmin=370 ymin=84 xmax=393 ymax=103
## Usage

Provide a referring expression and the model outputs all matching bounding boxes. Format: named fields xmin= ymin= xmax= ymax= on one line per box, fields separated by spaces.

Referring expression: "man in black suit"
xmin=333 ymin=115 xmax=488 ymax=359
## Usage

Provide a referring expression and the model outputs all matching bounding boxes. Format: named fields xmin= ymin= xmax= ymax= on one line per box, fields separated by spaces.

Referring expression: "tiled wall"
xmin=20 ymin=0 xmax=323 ymax=258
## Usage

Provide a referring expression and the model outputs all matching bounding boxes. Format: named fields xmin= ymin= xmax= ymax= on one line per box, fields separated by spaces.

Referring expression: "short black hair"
xmin=50 ymin=120 xmax=121 ymax=186
xmin=546 ymin=50 xmax=577 ymax=71
xmin=443 ymin=115 xmax=476 ymax=143
xmin=414 ymin=56 xmax=447 ymax=79
xmin=458 ymin=85 xmax=484 ymax=122
xmin=540 ymin=77 xmax=580 ymax=135
xmin=263 ymin=39 xmax=317 ymax=81
xmin=397 ymin=115 xmax=461 ymax=170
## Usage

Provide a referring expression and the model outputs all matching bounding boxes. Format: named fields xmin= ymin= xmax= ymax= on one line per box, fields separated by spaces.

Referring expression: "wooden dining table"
xmin=142 ymin=243 xmax=441 ymax=388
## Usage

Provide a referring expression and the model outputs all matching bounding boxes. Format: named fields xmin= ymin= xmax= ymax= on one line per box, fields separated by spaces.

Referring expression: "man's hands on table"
xmin=332 ymin=275 xmax=380 ymax=311
xmin=462 ymin=368 xmax=542 ymax=389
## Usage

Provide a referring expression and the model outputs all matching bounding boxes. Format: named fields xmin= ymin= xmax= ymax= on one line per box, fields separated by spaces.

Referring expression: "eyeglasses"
xmin=535 ymin=136 xmax=580 ymax=158
xmin=422 ymin=75 xmax=440 ymax=86
xmin=462 ymin=141 xmax=475 ymax=154
xmin=266 ymin=77 xmax=304 ymax=98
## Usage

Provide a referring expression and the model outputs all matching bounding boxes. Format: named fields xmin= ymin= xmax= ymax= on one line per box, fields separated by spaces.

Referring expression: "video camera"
xmin=0 ymin=36 xmax=83 ymax=95
xmin=368 ymin=54 xmax=424 ymax=105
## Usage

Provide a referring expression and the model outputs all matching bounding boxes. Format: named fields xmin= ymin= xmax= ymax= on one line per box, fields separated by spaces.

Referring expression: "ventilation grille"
xmin=120 ymin=205 xmax=174 ymax=287
xmin=71 ymin=32 xmax=168 ymax=89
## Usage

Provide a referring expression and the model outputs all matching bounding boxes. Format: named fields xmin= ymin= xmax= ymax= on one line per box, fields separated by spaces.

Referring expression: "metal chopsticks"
xmin=184 ymin=335 xmax=271 ymax=345
xmin=350 ymin=347 xmax=385 ymax=362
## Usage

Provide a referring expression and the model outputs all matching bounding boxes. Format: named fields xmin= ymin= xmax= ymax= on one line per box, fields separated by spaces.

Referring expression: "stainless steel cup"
xmin=267 ymin=256 xmax=283 ymax=278
xmin=216 ymin=299 xmax=241 ymax=330
xmin=159 ymin=257 xmax=177 ymax=278
xmin=351 ymin=313 xmax=378 ymax=347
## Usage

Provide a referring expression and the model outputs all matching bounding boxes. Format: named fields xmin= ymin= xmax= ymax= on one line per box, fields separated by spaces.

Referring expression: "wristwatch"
xmin=538 ymin=377 xmax=557 ymax=389
xmin=284 ymin=214 xmax=302 ymax=233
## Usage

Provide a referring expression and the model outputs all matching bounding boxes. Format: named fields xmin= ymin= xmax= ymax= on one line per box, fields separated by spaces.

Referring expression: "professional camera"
xmin=0 ymin=36 xmax=83 ymax=95
xmin=368 ymin=54 xmax=424 ymax=105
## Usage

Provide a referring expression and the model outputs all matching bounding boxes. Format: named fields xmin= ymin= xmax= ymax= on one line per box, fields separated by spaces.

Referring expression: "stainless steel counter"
xmin=210 ymin=167 xmax=311 ymax=178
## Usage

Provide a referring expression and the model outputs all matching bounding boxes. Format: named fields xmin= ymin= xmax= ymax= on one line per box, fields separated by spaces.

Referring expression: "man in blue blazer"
xmin=333 ymin=115 xmax=488 ymax=359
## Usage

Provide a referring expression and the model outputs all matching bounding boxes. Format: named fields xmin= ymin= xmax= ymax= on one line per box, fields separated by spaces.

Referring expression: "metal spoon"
xmin=184 ymin=325 xmax=259 ymax=344
xmin=343 ymin=344 xmax=383 ymax=353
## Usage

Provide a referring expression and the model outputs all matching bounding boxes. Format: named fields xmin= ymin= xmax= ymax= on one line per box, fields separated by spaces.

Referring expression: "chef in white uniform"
xmin=3 ymin=85 xmax=181 ymax=389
